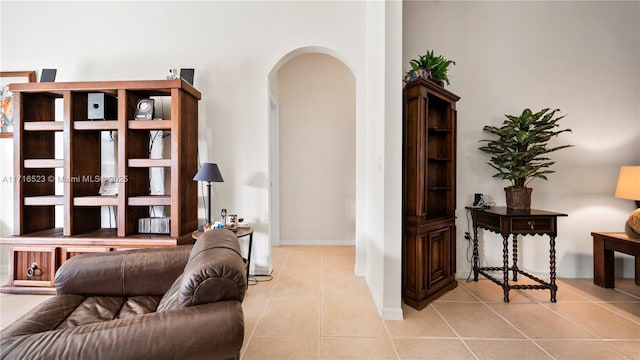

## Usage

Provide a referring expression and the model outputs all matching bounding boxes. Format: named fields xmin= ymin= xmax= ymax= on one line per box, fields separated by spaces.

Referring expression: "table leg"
xmin=472 ymin=225 xmax=479 ymax=281
xmin=502 ymin=234 xmax=510 ymax=302
xmin=549 ymin=235 xmax=557 ymax=302
xmin=512 ymin=235 xmax=519 ymax=281
xmin=246 ymin=232 xmax=253 ymax=286
xmin=635 ymin=256 xmax=640 ymax=286
xmin=593 ymin=236 xmax=615 ymax=288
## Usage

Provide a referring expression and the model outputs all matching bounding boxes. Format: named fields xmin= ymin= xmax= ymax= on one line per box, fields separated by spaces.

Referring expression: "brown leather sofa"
xmin=1 ymin=229 xmax=247 ymax=360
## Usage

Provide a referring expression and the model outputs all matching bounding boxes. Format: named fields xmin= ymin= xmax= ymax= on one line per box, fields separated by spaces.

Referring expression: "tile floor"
xmin=1 ymin=245 xmax=639 ymax=359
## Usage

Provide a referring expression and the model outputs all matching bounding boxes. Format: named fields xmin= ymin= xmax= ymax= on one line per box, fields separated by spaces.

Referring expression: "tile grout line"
xmin=529 ymin=282 xmax=615 ymax=357
xmin=241 ymin=247 xmax=291 ymax=360
xmin=430 ymin=288 xmax=481 ymax=360
xmin=534 ymin=283 xmax=640 ymax=358
xmin=590 ymin=301 xmax=640 ymax=326
xmin=478 ymin=295 xmax=557 ymax=360
xmin=613 ymin=286 xmax=640 ymax=300
xmin=381 ymin=309 xmax=402 ymax=360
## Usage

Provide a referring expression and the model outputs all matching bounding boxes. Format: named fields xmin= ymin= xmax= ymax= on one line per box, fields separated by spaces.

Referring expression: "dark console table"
xmin=467 ymin=206 xmax=567 ymax=302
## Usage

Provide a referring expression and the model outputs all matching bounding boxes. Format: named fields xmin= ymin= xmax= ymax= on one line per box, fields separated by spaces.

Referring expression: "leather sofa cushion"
xmin=2 ymin=301 xmax=244 ymax=360
xmin=58 ymin=296 xmax=160 ymax=329
xmin=2 ymin=295 xmax=160 ymax=337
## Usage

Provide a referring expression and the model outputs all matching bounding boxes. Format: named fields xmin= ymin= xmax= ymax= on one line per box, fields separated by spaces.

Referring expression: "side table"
xmin=192 ymin=227 xmax=254 ymax=285
xmin=467 ymin=206 xmax=567 ymax=302
xmin=592 ymin=232 xmax=640 ymax=288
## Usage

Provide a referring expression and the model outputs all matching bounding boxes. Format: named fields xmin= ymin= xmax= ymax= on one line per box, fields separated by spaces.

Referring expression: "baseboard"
xmin=381 ymin=306 xmax=403 ymax=320
xmin=278 ymin=239 xmax=355 ymax=246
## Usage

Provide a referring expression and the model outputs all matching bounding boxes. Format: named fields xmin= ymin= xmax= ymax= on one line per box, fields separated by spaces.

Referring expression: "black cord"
xmin=465 ymin=208 xmax=475 ymax=282
xmin=248 ymin=274 xmax=274 ymax=286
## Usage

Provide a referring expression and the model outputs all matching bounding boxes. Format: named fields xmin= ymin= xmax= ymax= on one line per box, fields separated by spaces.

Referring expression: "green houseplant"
xmin=479 ymin=108 xmax=572 ymax=210
xmin=404 ymin=50 xmax=456 ymax=86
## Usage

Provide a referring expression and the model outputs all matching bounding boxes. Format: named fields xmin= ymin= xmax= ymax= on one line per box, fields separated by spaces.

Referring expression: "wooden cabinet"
xmin=402 ymin=78 xmax=459 ymax=310
xmin=1 ymin=80 xmax=201 ymax=294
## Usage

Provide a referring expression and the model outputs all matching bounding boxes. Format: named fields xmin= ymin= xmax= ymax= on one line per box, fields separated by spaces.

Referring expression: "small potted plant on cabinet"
xmin=404 ymin=50 xmax=455 ymax=86
xmin=479 ymin=108 xmax=573 ymax=210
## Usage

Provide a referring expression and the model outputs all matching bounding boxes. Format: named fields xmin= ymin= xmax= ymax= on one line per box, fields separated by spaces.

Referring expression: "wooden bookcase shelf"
xmin=73 ymin=196 xmax=118 ymax=206
xmin=128 ymin=120 xmax=172 ymax=130
xmin=1 ymin=79 xmax=201 ymax=294
xmin=73 ymin=121 xmax=119 ymax=130
xmin=402 ymin=78 xmax=460 ymax=310
xmin=128 ymin=195 xmax=172 ymax=206
xmin=128 ymin=159 xmax=172 ymax=167
xmin=23 ymin=196 xmax=64 ymax=206
xmin=24 ymin=121 xmax=64 ymax=131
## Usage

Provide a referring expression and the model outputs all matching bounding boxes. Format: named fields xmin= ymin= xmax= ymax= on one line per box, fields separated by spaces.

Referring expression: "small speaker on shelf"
xmin=180 ymin=68 xmax=194 ymax=85
xmin=134 ymin=98 xmax=155 ymax=120
xmin=88 ymin=93 xmax=117 ymax=120
xmin=40 ymin=68 xmax=57 ymax=82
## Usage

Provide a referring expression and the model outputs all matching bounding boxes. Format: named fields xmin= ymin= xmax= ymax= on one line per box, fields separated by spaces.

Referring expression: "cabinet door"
xmin=10 ymin=246 xmax=58 ymax=288
xmin=424 ymin=225 xmax=453 ymax=290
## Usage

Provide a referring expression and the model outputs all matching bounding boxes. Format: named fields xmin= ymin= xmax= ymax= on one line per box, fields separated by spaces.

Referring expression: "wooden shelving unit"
xmin=1 ymin=79 xmax=201 ymax=294
xmin=402 ymin=78 xmax=460 ymax=310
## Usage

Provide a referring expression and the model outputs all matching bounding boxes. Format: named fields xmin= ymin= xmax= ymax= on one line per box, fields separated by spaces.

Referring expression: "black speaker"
xmin=180 ymin=68 xmax=194 ymax=85
xmin=88 ymin=93 xmax=117 ymax=120
xmin=134 ymin=99 xmax=155 ymax=120
xmin=40 ymin=69 xmax=57 ymax=82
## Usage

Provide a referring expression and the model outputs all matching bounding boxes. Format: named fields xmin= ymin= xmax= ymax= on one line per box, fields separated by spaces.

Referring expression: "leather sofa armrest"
xmin=0 ymin=301 xmax=244 ymax=360
xmin=55 ymin=245 xmax=192 ymax=297
xmin=178 ymin=229 xmax=247 ymax=306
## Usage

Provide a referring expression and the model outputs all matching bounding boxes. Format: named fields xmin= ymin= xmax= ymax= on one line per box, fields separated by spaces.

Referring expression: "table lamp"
xmin=614 ymin=166 xmax=640 ymax=238
xmin=193 ymin=163 xmax=224 ymax=227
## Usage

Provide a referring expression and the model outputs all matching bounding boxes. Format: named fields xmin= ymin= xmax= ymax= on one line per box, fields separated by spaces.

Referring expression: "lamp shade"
xmin=193 ymin=163 xmax=224 ymax=183
xmin=615 ymin=166 xmax=640 ymax=200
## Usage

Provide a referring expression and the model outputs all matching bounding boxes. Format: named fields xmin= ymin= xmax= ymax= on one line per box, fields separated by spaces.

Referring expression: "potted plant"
xmin=404 ymin=50 xmax=455 ymax=86
xmin=479 ymin=108 xmax=573 ymax=210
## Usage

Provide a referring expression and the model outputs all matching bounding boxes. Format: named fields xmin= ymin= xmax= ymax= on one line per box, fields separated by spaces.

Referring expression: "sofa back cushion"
xmin=55 ymin=245 xmax=192 ymax=297
xmin=158 ymin=229 xmax=247 ymax=311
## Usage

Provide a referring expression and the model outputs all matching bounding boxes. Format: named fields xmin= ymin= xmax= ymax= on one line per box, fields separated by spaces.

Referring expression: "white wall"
xmin=1 ymin=1 xmax=404 ymax=318
xmin=404 ymin=1 xmax=640 ymax=278
xmin=277 ymin=53 xmax=356 ymax=245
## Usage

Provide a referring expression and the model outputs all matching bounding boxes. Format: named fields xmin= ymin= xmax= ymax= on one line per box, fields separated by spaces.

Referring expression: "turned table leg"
xmin=503 ymin=234 xmax=510 ymax=302
xmin=550 ymin=235 xmax=558 ymax=302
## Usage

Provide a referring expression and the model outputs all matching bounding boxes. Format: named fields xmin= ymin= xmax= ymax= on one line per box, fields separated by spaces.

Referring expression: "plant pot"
xmin=504 ymin=186 xmax=532 ymax=211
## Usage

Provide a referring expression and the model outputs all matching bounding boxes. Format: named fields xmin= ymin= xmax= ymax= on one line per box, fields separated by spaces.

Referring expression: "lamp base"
xmin=625 ymin=208 xmax=640 ymax=239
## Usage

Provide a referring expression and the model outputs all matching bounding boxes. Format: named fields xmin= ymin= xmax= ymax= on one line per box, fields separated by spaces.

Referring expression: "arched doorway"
xmin=268 ymin=48 xmax=357 ymax=249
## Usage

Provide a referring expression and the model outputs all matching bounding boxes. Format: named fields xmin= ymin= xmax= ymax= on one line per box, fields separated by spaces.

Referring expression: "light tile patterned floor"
xmin=241 ymin=246 xmax=639 ymax=360
xmin=2 ymin=245 xmax=639 ymax=359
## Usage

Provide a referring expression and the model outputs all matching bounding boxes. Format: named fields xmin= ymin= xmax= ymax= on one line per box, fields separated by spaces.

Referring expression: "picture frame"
xmin=1 ymin=71 xmax=36 ymax=138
